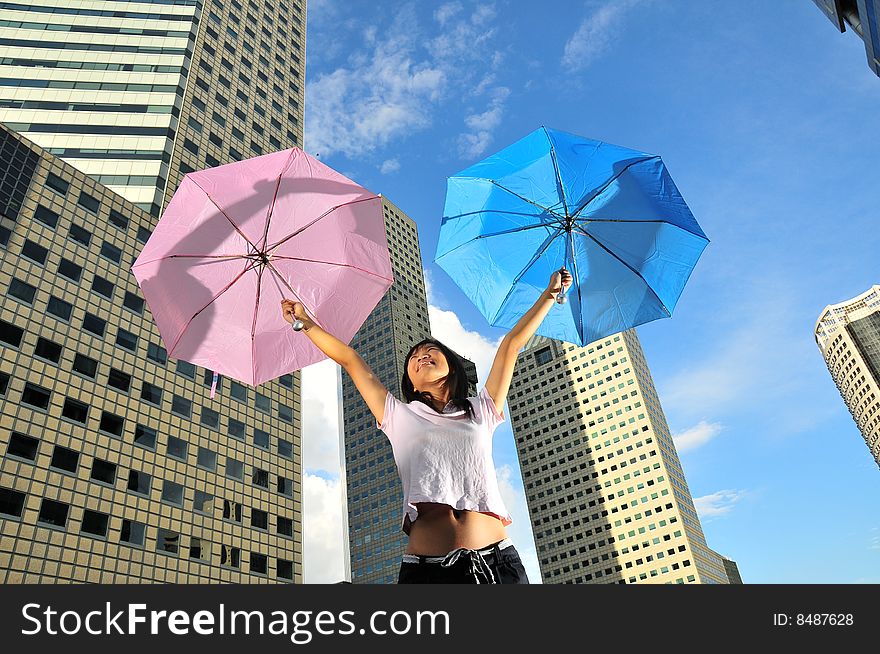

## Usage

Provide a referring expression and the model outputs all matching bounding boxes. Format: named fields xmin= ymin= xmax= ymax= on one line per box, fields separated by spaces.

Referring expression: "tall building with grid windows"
xmin=340 ymin=196 xmax=477 ymax=584
xmin=0 ymin=0 xmax=306 ymax=583
xmin=0 ymin=0 xmax=305 ymax=217
xmin=507 ymin=330 xmax=729 ymax=584
xmin=815 ymin=285 xmax=880 ymax=468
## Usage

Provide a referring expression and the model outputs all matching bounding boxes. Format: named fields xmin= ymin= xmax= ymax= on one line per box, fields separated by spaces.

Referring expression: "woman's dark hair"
xmin=401 ymin=338 xmax=475 ymax=420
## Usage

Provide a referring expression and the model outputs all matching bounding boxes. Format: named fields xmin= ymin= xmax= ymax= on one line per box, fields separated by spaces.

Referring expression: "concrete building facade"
xmin=507 ymin=330 xmax=729 ymax=584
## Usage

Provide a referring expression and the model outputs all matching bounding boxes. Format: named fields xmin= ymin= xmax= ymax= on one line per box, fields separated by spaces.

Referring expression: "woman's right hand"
xmin=280 ymin=299 xmax=315 ymax=331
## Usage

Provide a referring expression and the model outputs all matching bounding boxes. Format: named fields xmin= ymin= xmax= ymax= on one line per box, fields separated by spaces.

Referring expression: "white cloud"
xmin=458 ymin=86 xmax=510 ymax=159
xmin=672 ymin=420 xmax=724 ymax=453
xmin=496 ymin=464 xmax=542 ymax=583
xmin=379 ymin=158 xmax=400 ymax=174
xmin=300 ymin=359 xmax=343 ymax=474
xmin=562 ymin=1 xmax=639 ymax=72
xmin=303 ymin=473 xmax=347 ymax=583
xmin=693 ymin=489 xmax=748 ymax=520
xmin=434 ymin=1 xmax=463 ymax=26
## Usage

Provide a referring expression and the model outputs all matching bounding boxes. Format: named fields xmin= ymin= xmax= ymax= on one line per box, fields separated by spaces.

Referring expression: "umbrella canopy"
xmin=435 ymin=126 xmax=708 ymax=346
xmin=132 ymin=148 xmax=393 ymax=387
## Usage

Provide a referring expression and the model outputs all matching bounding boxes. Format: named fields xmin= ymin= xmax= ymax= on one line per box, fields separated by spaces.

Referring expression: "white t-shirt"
xmin=376 ymin=386 xmax=512 ymax=533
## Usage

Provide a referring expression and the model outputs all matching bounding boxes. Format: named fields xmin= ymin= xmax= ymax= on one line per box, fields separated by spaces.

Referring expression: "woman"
xmin=280 ymin=268 xmax=572 ymax=583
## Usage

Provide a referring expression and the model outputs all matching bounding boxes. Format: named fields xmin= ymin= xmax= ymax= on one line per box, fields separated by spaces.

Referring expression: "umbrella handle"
xmin=555 ymin=266 xmax=569 ymax=305
xmin=292 ymin=320 xmax=305 ymax=331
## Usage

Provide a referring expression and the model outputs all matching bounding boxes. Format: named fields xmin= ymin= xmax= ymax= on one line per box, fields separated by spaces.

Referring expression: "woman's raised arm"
xmin=281 ymin=299 xmax=389 ymax=427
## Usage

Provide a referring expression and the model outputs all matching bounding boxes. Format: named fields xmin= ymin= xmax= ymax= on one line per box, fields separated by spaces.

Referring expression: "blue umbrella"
xmin=435 ymin=126 xmax=709 ymax=346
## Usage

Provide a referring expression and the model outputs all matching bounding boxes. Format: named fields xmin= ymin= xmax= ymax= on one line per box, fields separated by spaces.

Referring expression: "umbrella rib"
xmin=266 ymin=195 xmax=381 ymax=252
xmin=436 ymin=223 xmax=561 ymax=260
xmin=259 ymin=148 xmax=297 ymax=252
xmin=271 ymin=256 xmax=394 ymax=283
xmin=264 ymin=261 xmax=327 ymax=331
xmin=458 ymin=176 xmax=565 ymax=220
xmin=489 ymin=226 xmax=565 ymax=324
xmin=570 ymin=156 xmax=660 ymax=220
xmin=188 ymin=177 xmax=261 ymax=255
xmin=166 ymin=262 xmax=253 ymax=357
xmin=132 ymin=253 xmax=247 ymax=268
xmin=576 ymin=216 xmax=710 ymax=242
xmin=544 ymin=127 xmax=570 ymax=217
xmin=574 ymin=226 xmax=671 ymax=317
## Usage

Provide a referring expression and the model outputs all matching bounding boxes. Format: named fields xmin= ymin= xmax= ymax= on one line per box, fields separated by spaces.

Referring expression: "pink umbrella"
xmin=131 ymin=148 xmax=393 ymax=390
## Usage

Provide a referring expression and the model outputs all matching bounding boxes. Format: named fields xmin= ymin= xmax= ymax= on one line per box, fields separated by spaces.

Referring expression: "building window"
xmin=123 ymin=291 xmax=144 ymax=314
xmin=147 ymin=342 xmax=167 ymax=364
xmin=8 ymin=278 xmax=36 ymax=304
xmin=278 ymin=404 xmax=293 ymax=422
xmin=190 ymin=537 xmax=208 ymax=561
xmin=68 ymin=223 xmax=91 ymax=245
xmin=230 ymin=381 xmax=247 ymax=401
xmin=136 ymin=226 xmax=152 ymax=244
xmin=156 ymin=528 xmax=180 ymax=555
xmin=161 ymin=481 xmax=184 ymax=506
xmin=58 ymin=258 xmax=83 ymax=282
xmin=21 ymin=239 xmax=48 ymax=265
xmin=0 ymin=488 xmax=26 ymax=518
xmin=255 ymin=392 xmax=270 ymax=413
xmin=72 ymin=353 xmax=98 ymax=378
xmin=278 ymin=438 xmax=293 ymax=458
xmin=171 ymin=395 xmax=192 ymax=418
xmin=167 ymin=436 xmax=188 ymax=461
xmin=279 ymin=373 xmax=293 ymax=388
xmin=90 ymin=459 xmax=117 ymax=485
xmin=197 ymin=447 xmax=217 ymax=471
xmin=45 ymin=173 xmax=69 ymax=195
xmin=61 ymin=398 xmax=88 ymax=424
xmin=100 ymin=241 xmax=122 ymax=264
xmin=120 ymin=519 xmax=145 ymax=546
xmin=250 ymin=552 xmax=268 ymax=575
xmin=116 ymin=328 xmax=137 ymax=351
xmin=277 ymin=516 xmax=293 ymax=537
xmin=134 ymin=425 xmax=157 ymax=450
xmin=47 ymin=296 xmax=73 ymax=322
xmin=38 ymin=499 xmax=69 ymax=528
xmin=77 ymin=191 xmax=100 ymax=214
xmin=99 ymin=411 xmax=124 ymax=437
xmin=1 ymin=319 xmax=24 ymax=348
xmin=221 ymin=545 xmax=240 ymax=568
xmin=34 ymin=337 xmax=62 ymax=363
xmin=194 ymin=490 xmax=213 ymax=514
xmin=226 ymin=459 xmax=243 ymax=480
xmin=201 ymin=407 xmax=220 ymax=429
xmin=108 ymin=209 xmax=129 ymax=230
xmin=223 ymin=500 xmax=242 ymax=523
xmin=7 ymin=432 xmax=39 ymax=461
xmin=251 ymin=508 xmax=268 ymax=530
xmin=34 ymin=205 xmax=59 ymax=229
xmin=82 ymin=313 xmax=106 ymax=337
xmin=176 ymin=360 xmax=196 ymax=379
xmin=228 ymin=419 xmax=245 ymax=440
xmin=80 ymin=510 xmax=109 ymax=537
xmin=252 ymin=468 xmax=269 ymax=488
xmin=107 ymin=368 xmax=131 ymax=392
xmin=49 ymin=445 xmax=78 ymax=473
xmin=277 ymin=476 xmax=293 ymax=497
xmin=254 ymin=428 xmax=269 ymax=450
xmin=141 ymin=382 xmax=162 ymax=406
xmin=127 ymin=470 xmax=151 ymax=496
xmin=277 ymin=559 xmax=293 ymax=580
xmin=535 ymin=347 xmax=553 ymax=366
xmin=92 ymin=275 xmax=115 ymax=299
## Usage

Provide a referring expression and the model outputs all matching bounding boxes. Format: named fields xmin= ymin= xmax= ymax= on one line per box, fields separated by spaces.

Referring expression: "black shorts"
xmin=397 ymin=538 xmax=529 ymax=584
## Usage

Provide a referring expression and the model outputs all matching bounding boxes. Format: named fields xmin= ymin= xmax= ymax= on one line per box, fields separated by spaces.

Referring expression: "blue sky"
xmin=299 ymin=0 xmax=880 ymax=583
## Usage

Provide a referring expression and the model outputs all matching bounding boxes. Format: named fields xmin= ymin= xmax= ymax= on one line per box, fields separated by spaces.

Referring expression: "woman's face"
xmin=407 ymin=344 xmax=450 ymax=391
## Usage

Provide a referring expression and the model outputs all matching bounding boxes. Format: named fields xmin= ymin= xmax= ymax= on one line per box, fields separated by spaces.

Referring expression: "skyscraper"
xmin=0 ymin=0 xmax=305 ymax=216
xmin=507 ymin=330 xmax=729 ymax=584
xmin=340 ymin=196 xmax=477 ymax=584
xmin=815 ymin=285 xmax=880 ymax=467
xmin=812 ymin=0 xmax=880 ymax=77
xmin=0 ymin=0 xmax=307 ymax=583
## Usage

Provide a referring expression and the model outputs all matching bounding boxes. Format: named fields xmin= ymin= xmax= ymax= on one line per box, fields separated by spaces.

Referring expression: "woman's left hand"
xmin=547 ymin=268 xmax=573 ymax=298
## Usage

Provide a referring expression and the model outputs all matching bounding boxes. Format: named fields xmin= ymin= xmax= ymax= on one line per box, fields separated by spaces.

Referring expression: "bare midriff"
xmin=404 ymin=502 xmax=508 ymax=556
